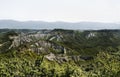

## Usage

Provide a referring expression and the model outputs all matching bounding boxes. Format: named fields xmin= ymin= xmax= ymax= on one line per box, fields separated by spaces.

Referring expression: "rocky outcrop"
xmin=9 ymin=31 xmax=69 ymax=55
xmin=45 ymin=53 xmax=68 ymax=63
xmin=9 ymin=32 xmax=50 ymax=48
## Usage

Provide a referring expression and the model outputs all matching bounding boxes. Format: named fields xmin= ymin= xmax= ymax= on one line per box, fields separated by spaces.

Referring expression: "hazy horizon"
xmin=0 ymin=20 xmax=119 ymax=30
xmin=0 ymin=19 xmax=119 ymax=23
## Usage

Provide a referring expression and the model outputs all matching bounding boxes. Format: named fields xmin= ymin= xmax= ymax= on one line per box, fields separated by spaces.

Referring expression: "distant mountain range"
xmin=0 ymin=20 xmax=120 ymax=30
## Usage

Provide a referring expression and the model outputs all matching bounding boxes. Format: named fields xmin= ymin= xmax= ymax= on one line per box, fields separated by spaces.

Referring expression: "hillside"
xmin=0 ymin=29 xmax=120 ymax=77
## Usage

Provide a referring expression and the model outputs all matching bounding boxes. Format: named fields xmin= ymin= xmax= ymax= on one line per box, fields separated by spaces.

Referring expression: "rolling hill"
xmin=0 ymin=20 xmax=120 ymax=30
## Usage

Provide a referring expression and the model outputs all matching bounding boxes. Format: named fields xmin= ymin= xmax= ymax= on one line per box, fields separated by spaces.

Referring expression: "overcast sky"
xmin=0 ymin=0 xmax=120 ymax=22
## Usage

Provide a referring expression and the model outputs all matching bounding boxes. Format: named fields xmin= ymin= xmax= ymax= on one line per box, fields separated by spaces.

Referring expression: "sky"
xmin=0 ymin=0 xmax=120 ymax=22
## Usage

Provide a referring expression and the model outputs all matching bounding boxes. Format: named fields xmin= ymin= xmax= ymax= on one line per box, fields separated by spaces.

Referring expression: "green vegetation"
xmin=0 ymin=29 xmax=120 ymax=77
xmin=0 ymin=50 xmax=120 ymax=77
xmin=0 ymin=50 xmax=86 ymax=77
xmin=59 ymin=30 xmax=120 ymax=56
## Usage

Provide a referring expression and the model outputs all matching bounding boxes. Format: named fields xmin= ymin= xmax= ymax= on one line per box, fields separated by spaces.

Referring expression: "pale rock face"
xmin=1 ymin=29 xmax=97 ymax=64
xmin=45 ymin=53 xmax=69 ymax=63
xmin=0 ymin=44 xmax=2 ymax=47
xmin=7 ymin=30 xmax=86 ymax=63
xmin=87 ymin=32 xmax=95 ymax=38
xmin=45 ymin=53 xmax=56 ymax=61
xmin=10 ymin=32 xmax=50 ymax=48
xmin=49 ymin=34 xmax=63 ymax=42
xmin=9 ymin=30 xmax=71 ymax=59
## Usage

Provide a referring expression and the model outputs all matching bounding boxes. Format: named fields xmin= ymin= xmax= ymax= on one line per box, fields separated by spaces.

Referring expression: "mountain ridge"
xmin=0 ymin=20 xmax=120 ymax=30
